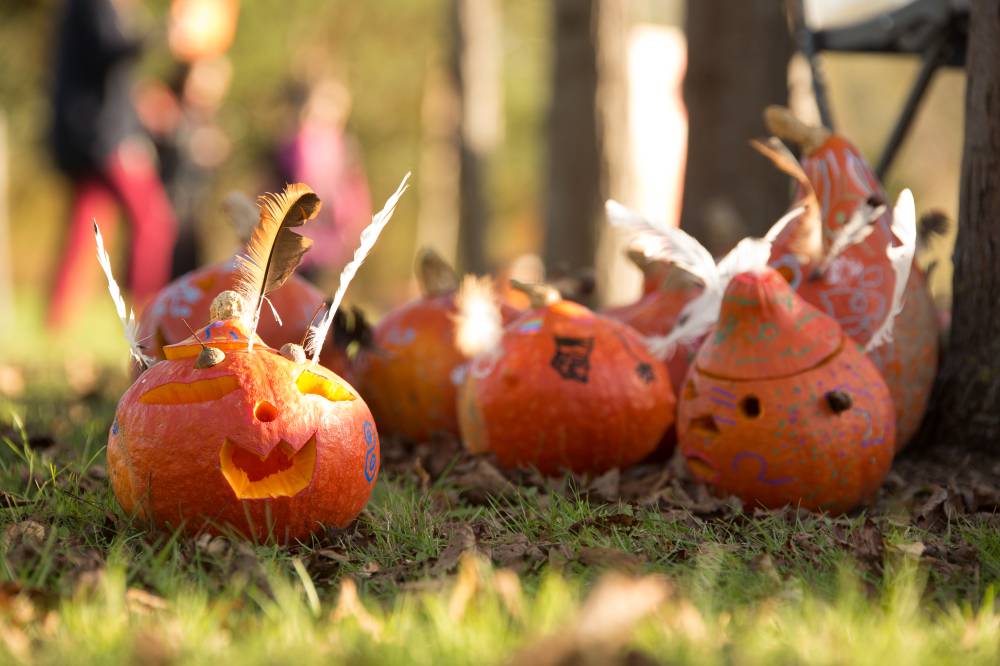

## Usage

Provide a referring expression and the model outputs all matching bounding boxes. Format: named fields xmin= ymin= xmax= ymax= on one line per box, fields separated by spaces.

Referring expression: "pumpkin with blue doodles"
xmin=356 ymin=249 xmax=519 ymax=442
xmin=98 ymin=175 xmax=410 ymax=540
xmin=677 ymin=265 xmax=896 ymax=514
xmin=457 ymin=280 xmax=675 ymax=475
xmin=755 ymin=106 xmax=935 ymax=449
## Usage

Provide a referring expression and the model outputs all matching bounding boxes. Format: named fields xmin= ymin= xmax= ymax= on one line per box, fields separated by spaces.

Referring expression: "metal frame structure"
xmin=790 ymin=0 xmax=969 ymax=178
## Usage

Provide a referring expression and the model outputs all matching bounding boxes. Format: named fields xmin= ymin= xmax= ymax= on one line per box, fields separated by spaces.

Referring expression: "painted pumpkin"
xmin=458 ymin=284 xmax=676 ymax=475
xmin=678 ymin=267 xmax=895 ymax=513
xmin=108 ymin=299 xmax=378 ymax=541
xmin=138 ymin=258 xmax=354 ymax=381
xmin=356 ymin=249 xmax=518 ymax=442
xmin=764 ymin=107 xmax=938 ymax=448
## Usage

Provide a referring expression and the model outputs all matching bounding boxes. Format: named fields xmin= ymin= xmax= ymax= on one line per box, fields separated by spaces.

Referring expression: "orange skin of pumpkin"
xmin=458 ymin=300 xmax=676 ymax=475
xmin=768 ymin=135 xmax=938 ymax=448
xmin=108 ymin=319 xmax=378 ymax=542
xmin=678 ymin=269 xmax=895 ymax=514
xmin=604 ymin=281 xmax=704 ymax=393
xmin=138 ymin=258 xmax=354 ymax=381
xmin=356 ymin=294 xmax=519 ymax=442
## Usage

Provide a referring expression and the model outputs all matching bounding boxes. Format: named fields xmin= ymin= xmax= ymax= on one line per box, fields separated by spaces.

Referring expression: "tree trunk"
xmin=681 ymin=0 xmax=793 ymax=255
xmin=543 ymin=0 xmax=602 ymax=294
xmin=451 ymin=0 xmax=502 ymax=275
xmin=923 ymin=0 xmax=1000 ymax=448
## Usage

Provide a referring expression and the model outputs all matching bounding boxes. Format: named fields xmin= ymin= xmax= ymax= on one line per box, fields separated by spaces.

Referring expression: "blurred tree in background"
xmin=0 ymin=0 xmax=965 ymax=346
xmin=681 ymin=0 xmax=793 ymax=254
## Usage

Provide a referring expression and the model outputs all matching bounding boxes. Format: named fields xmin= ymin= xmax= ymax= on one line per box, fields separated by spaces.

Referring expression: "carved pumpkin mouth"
xmin=219 ymin=436 xmax=316 ymax=499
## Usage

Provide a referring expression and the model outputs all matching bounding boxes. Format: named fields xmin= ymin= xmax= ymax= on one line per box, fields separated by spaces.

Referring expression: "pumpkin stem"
xmin=763 ymin=105 xmax=831 ymax=155
xmin=280 ymin=343 xmax=307 ymax=363
xmin=210 ymin=290 xmax=246 ymax=322
xmin=509 ymin=279 xmax=560 ymax=309
xmin=625 ymin=248 xmax=704 ymax=291
xmin=416 ymin=248 xmax=459 ymax=298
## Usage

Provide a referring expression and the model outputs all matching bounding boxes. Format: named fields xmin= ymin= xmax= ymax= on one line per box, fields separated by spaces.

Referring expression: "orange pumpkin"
xmin=109 ymin=296 xmax=377 ymax=541
xmin=139 ymin=258 xmax=354 ymax=382
xmin=604 ymin=247 xmax=705 ymax=393
xmin=678 ymin=268 xmax=895 ymax=513
xmin=763 ymin=108 xmax=937 ymax=448
xmin=356 ymin=250 xmax=519 ymax=442
xmin=458 ymin=284 xmax=676 ymax=475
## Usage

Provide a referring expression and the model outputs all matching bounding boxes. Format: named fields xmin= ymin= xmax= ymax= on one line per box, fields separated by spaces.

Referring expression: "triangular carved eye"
xmin=139 ymin=375 xmax=239 ymax=404
xmin=295 ymin=371 xmax=356 ymax=402
xmin=689 ymin=415 xmax=720 ymax=436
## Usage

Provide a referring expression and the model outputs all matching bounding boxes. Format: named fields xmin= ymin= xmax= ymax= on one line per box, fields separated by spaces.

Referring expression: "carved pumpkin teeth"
xmin=219 ymin=437 xmax=316 ymax=499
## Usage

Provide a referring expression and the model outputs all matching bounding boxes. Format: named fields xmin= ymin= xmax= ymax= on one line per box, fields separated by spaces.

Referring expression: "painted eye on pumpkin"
xmin=139 ymin=375 xmax=240 ymax=404
xmin=295 ymin=370 xmax=356 ymax=402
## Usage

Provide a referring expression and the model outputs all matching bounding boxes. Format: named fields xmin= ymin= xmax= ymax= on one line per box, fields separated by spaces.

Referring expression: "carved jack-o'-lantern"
xmin=678 ymin=268 xmax=895 ymax=513
xmin=458 ymin=283 xmax=675 ymax=475
xmin=109 ymin=305 xmax=379 ymax=541
xmin=762 ymin=107 xmax=937 ymax=449
xmin=139 ymin=259 xmax=355 ymax=382
xmin=356 ymin=250 xmax=519 ymax=442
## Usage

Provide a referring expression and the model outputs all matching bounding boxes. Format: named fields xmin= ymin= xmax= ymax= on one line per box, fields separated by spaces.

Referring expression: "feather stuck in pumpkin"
xmin=605 ymin=200 xmax=717 ymax=290
xmin=607 ymin=201 xmax=797 ymax=361
xmin=816 ymin=197 xmax=886 ymax=275
xmin=308 ymin=172 xmax=411 ymax=364
xmin=234 ymin=183 xmax=322 ymax=351
xmin=93 ymin=221 xmax=155 ymax=369
xmin=751 ymin=137 xmax=822 ymax=263
xmin=865 ymin=189 xmax=917 ymax=352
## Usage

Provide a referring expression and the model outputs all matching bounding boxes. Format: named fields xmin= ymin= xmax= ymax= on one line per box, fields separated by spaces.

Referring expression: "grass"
xmin=2 ymin=299 xmax=1000 ymax=663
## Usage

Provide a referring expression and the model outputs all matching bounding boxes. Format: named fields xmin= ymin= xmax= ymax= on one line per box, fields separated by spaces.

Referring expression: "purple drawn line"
xmin=229 ymin=330 xmax=239 ymax=340
xmin=731 ymin=451 xmax=794 ymax=486
xmin=709 ymin=397 xmax=736 ymax=409
xmin=709 ymin=387 xmax=737 ymax=400
xmin=715 ymin=415 xmax=736 ymax=426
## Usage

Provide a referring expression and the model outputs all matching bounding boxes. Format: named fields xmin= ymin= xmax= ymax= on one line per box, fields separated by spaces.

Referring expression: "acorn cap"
xmin=695 ymin=267 xmax=842 ymax=380
xmin=163 ymin=317 xmax=271 ymax=360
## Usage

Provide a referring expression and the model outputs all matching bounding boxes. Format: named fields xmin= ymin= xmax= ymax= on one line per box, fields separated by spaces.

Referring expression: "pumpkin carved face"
xmin=678 ymin=268 xmax=895 ymax=513
xmin=459 ymin=294 xmax=676 ymax=475
xmin=357 ymin=250 xmax=519 ymax=442
xmin=767 ymin=133 xmax=938 ymax=448
xmin=108 ymin=317 xmax=378 ymax=541
xmin=139 ymin=258 xmax=354 ymax=381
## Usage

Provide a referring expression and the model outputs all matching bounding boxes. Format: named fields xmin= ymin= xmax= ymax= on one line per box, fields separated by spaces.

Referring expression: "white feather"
xmin=93 ymin=221 xmax=155 ymax=368
xmin=818 ymin=200 xmax=886 ymax=273
xmin=302 ymin=303 xmax=329 ymax=362
xmin=606 ymin=200 xmax=718 ymax=290
xmin=865 ymin=189 xmax=917 ymax=352
xmin=308 ymin=172 xmax=411 ymax=364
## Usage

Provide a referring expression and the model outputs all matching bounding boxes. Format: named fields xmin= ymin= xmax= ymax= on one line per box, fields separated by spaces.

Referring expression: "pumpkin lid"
xmin=695 ymin=267 xmax=842 ymax=380
xmin=163 ymin=318 xmax=271 ymax=360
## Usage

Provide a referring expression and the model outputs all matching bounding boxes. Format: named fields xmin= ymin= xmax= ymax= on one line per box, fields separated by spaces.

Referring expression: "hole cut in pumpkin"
xmin=685 ymin=454 xmax=717 ymax=481
xmin=740 ymin=396 xmax=762 ymax=418
xmin=296 ymin=371 xmax=355 ymax=402
xmin=254 ymin=401 xmax=278 ymax=422
xmin=690 ymin=415 xmax=720 ymax=437
xmin=219 ymin=437 xmax=316 ymax=499
xmin=139 ymin=375 xmax=239 ymax=404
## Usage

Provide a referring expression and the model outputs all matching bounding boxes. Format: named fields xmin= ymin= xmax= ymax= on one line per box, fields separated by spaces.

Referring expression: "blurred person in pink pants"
xmin=47 ymin=0 xmax=178 ymax=329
